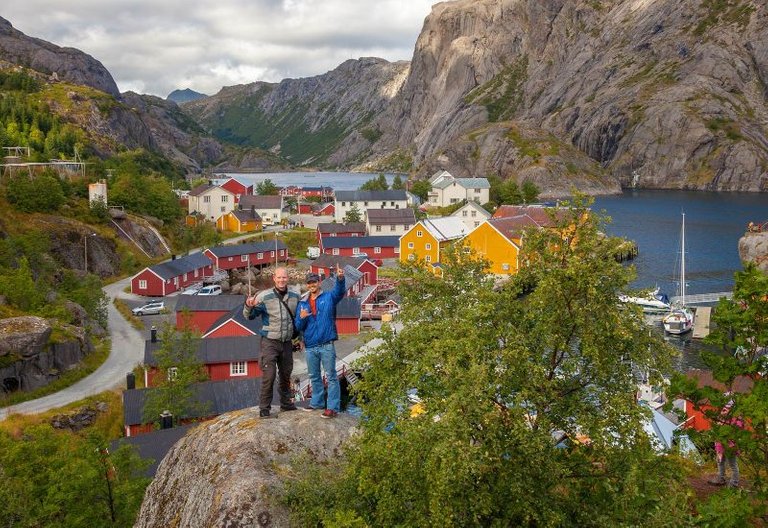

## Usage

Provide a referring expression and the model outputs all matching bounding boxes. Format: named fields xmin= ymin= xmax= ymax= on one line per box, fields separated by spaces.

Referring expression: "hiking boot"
xmin=280 ymin=403 xmax=298 ymax=412
xmin=320 ymin=409 xmax=338 ymax=419
xmin=707 ymin=478 xmax=726 ymax=486
xmin=259 ymin=409 xmax=273 ymax=419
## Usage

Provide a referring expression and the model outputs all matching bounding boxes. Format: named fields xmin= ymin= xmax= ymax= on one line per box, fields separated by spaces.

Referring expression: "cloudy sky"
xmin=4 ymin=0 xmax=437 ymax=98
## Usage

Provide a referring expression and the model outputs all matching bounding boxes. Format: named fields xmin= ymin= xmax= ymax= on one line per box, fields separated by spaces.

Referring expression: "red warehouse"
xmin=203 ymin=240 xmax=288 ymax=271
xmin=319 ymin=235 xmax=400 ymax=259
xmin=131 ymin=253 xmax=213 ymax=297
xmin=311 ymin=202 xmax=335 ymax=216
xmin=142 ymin=334 xmax=262 ymax=388
xmin=334 ymin=297 xmax=361 ymax=335
xmin=316 ymin=222 xmax=366 ymax=242
xmin=174 ymin=295 xmax=245 ymax=334
xmin=203 ymin=306 xmax=262 ymax=338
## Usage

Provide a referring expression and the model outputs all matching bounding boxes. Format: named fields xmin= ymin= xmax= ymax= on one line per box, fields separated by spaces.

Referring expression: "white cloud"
xmin=3 ymin=0 xmax=436 ymax=97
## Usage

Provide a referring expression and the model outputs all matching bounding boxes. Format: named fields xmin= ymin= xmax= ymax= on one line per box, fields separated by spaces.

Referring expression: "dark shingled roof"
xmin=230 ymin=209 xmax=262 ymax=222
xmin=206 ymin=241 xmax=287 ymax=259
xmin=320 ymin=265 xmax=363 ymax=293
xmin=205 ymin=305 xmax=263 ymax=336
xmin=366 ymin=208 xmax=416 ymax=225
xmin=320 ymin=236 xmax=400 ymax=249
xmin=123 ymin=377 xmax=263 ymax=426
xmin=336 ymin=296 xmax=361 ymax=318
xmin=317 ymin=222 xmax=366 ymax=234
xmin=144 ymin=335 xmax=260 ymax=366
xmin=149 ymin=253 xmax=212 ymax=280
xmin=110 ymin=424 xmax=196 ymax=477
xmin=239 ymin=195 xmax=283 ymax=209
xmin=312 ymin=254 xmax=367 ymax=270
xmin=335 ymin=190 xmax=407 ymax=202
xmin=175 ymin=294 xmax=245 ymax=313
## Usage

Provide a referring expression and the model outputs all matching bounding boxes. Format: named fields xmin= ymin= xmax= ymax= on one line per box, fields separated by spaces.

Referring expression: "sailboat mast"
xmin=681 ymin=212 xmax=685 ymax=305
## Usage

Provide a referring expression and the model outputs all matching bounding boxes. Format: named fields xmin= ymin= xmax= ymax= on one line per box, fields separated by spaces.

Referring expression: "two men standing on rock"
xmin=244 ymin=267 xmax=300 ymax=418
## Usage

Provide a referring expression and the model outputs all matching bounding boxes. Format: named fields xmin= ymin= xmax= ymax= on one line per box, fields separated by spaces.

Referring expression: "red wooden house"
xmin=123 ymin=377 xmax=263 ymax=437
xmin=174 ymin=295 xmax=245 ymax=334
xmin=131 ymin=253 xmax=213 ymax=297
xmin=203 ymin=306 xmax=262 ymax=338
xmin=312 ymin=202 xmax=335 ymax=216
xmin=142 ymin=334 xmax=261 ymax=388
xmin=319 ymin=235 xmax=400 ymax=259
xmin=203 ymin=241 xmax=288 ymax=271
xmin=220 ymin=176 xmax=254 ymax=203
xmin=310 ymin=253 xmax=379 ymax=286
xmin=334 ymin=297 xmax=361 ymax=335
xmin=298 ymin=203 xmax=313 ymax=214
xmin=680 ymin=369 xmax=754 ymax=432
xmin=316 ymin=222 xmax=366 ymax=242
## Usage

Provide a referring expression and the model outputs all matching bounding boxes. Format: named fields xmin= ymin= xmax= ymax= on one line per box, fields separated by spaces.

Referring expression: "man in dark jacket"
xmin=244 ymin=267 xmax=301 ymax=418
xmin=295 ymin=266 xmax=345 ymax=418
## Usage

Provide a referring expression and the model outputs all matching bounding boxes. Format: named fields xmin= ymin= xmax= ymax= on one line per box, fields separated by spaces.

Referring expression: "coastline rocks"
xmin=134 ymin=408 xmax=357 ymax=528
xmin=0 ymin=316 xmax=52 ymax=359
xmin=739 ymin=231 xmax=768 ymax=272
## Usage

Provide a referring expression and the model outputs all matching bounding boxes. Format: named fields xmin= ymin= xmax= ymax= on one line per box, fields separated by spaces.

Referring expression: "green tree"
xmin=142 ymin=321 xmax=210 ymax=427
xmin=359 ymin=174 xmax=389 ymax=192
xmin=256 ymin=178 xmax=279 ymax=195
xmin=391 ymin=174 xmax=405 ymax=190
xmin=521 ymin=179 xmax=540 ymax=204
xmin=670 ymin=264 xmax=768 ymax=523
xmin=410 ymin=179 xmax=431 ymax=203
xmin=286 ymin=197 xmax=689 ymax=526
xmin=0 ymin=256 xmax=46 ymax=311
xmin=343 ymin=203 xmax=363 ymax=224
xmin=5 ymin=171 xmax=66 ymax=212
xmin=58 ymin=270 xmax=109 ymax=329
xmin=90 ymin=196 xmax=111 ymax=223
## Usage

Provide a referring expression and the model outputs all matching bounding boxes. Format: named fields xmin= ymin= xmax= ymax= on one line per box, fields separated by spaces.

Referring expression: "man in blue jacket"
xmin=295 ymin=266 xmax=346 ymax=418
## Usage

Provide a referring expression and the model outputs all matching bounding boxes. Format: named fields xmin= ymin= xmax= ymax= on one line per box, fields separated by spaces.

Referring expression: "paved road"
xmin=0 ymin=278 xmax=144 ymax=419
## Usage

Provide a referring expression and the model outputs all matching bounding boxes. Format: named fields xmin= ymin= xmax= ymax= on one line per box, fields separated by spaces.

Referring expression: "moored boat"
xmin=619 ymin=287 xmax=671 ymax=314
xmin=663 ymin=213 xmax=694 ymax=335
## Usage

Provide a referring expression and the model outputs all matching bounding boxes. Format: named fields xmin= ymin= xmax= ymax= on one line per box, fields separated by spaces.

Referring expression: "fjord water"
xmin=593 ymin=190 xmax=766 ymax=296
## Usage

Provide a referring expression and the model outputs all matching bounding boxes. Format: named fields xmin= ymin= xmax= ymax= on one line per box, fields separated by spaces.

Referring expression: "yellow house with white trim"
xmin=399 ymin=217 xmax=468 ymax=272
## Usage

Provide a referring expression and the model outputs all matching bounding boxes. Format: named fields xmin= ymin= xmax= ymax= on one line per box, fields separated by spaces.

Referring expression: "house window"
xmin=475 ymin=221 xmax=480 ymax=227
xmin=228 ymin=257 xmax=233 ymax=262
xmin=471 ymin=211 xmax=477 ymax=217
xmin=222 ymin=195 xmax=229 ymax=202
xmin=167 ymin=367 xmax=178 ymax=381
xmin=375 ymin=225 xmax=382 ymax=232
xmin=352 ymin=248 xmax=360 ymax=255
xmin=474 ymin=188 xmax=481 ymax=194
xmin=221 ymin=207 xmax=226 ymax=212
xmin=425 ymin=255 xmax=432 ymax=263
xmin=341 ymin=201 xmax=346 ymax=206
xmin=502 ymin=263 xmax=511 ymax=271
xmin=257 ymin=252 xmax=263 ymax=259
xmin=183 ymin=273 xmax=188 ymax=281
xmin=374 ymin=247 xmax=381 ymax=254
xmin=396 ymin=204 xmax=400 ymax=209
xmin=463 ymin=247 xmax=472 ymax=253
xmin=280 ymin=250 xmax=285 ymax=256
xmin=394 ymin=247 xmax=400 ymax=254
xmin=333 ymin=248 xmax=339 ymax=255
xmin=462 ymin=210 xmax=468 ymax=217
xmin=416 ymin=230 xmax=423 ymax=237
xmin=425 ymin=243 xmax=432 ymax=250
xmin=241 ymin=255 xmax=249 ymax=262
xmin=351 ymin=233 xmax=358 ymax=237
xmin=203 ymin=196 xmax=211 ymax=203
xmin=138 ymin=279 xmax=147 ymax=289
xmin=408 ymin=254 xmax=416 ymax=261
xmin=390 ymin=225 xmax=396 ymax=231
xmin=364 ymin=201 xmax=369 ymax=206
xmin=230 ymin=362 xmax=247 ymax=376
xmin=407 ymin=242 xmax=414 ymax=249
xmin=381 ymin=202 xmax=386 ymax=207
xmin=391 ymin=201 xmax=395 ymax=206
xmin=270 ymin=251 xmax=275 ymax=257
xmin=330 ymin=233 xmax=336 ymax=237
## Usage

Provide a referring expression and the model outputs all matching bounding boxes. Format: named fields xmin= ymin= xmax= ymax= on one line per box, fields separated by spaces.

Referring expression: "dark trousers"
xmin=260 ymin=337 xmax=293 ymax=411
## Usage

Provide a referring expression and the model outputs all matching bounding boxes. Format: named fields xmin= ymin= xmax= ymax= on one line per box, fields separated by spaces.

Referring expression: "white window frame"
xmin=167 ymin=367 xmax=178 ymax=381
xmin=407 ymin=242 xmax=414 ymax=249
xmin=241 ymin=255 xmax=249 ymax=262
xmin=333 ymin=248 xmax=340 ymax=255
xmin=230 ymin=361 xmax=247 ymax=376
xmin=352 ymin=248 xmax=360 ymax=255
xmin=375 ymin=225 xmax=382 ymax=232
xmin=502 ymin=263 xmax=511 ymax=271
xmin=374 ymin=247 xmax=381 ymax=254
xmin=138 ymin=279 xmax=147 ymax=289
xmin=203 ymin=196 xmax=211 ymax=203
xmin=425 ymin=255 xmax=432 ymax=263
xmin=270 ymin=251 xmax=275 ymax=257
xmin=416 ymin=230 xmax=423 ymax=237
xmin=257 ymin=252 xmax=263 ymax=259
xmin=425 ymin=243 xmax=432 ymax=250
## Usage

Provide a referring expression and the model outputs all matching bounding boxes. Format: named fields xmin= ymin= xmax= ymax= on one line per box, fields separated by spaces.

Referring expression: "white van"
xmin=306 ymin=246 xmax=320 ymax=259
xmin=197 ymin=285 xmax=222 ymax=296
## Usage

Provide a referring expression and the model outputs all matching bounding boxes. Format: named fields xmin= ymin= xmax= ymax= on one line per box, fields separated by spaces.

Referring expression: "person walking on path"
xmin=244 ymin=267 xmax=301 ymax=418
xmin=295 ymin=266 xmax=346 ymax=418
xmin=707 ymin=397 xmax=743 ymax=488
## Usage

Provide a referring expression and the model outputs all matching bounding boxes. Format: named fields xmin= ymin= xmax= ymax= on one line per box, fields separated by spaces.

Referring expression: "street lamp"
xmin=84 ymin=233 xmax=96 ymax=273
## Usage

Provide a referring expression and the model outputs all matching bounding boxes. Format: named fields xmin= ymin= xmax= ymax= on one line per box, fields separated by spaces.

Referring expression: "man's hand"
xmin=337 ymin=263 xmax=344 ymax=279
xmin=245 ymin=294 xmax=258 ymax=308
xmin=300 ymin=307 xmax=310 ymax=319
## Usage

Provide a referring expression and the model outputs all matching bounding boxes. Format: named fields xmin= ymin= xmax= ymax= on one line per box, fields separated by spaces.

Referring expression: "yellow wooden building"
xmin=399 ymin=217 xmax=468 ymax=272
xmin=215 ymin=208 xmax=263 ymax=234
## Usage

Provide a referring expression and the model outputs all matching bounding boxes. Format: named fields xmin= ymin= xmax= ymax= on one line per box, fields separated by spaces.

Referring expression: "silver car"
xmin=132 ymin=301 xmax=165 ymax=316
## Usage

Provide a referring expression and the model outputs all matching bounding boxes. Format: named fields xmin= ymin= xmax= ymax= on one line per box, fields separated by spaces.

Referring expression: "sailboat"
xmin=662 ymin=213 xmax=694 ymax=335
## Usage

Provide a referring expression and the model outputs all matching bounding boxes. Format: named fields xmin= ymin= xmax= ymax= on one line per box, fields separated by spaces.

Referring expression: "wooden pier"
xmin=692 ymin=307 xmax=711 ymax=339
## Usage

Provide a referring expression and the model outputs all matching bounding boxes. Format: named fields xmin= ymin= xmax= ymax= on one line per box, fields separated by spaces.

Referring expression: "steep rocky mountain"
xmin=167 ymin=88 xmax=207 ymax=104
xmin=0 ymin=16 xmax=119 ymax=98
xmin=186 ymin=0 xmax=767 ymax=195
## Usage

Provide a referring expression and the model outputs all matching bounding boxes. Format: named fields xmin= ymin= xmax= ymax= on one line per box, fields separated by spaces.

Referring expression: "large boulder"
xmin=134 ymin=408 xmax=358 ymax=528
xmin=739 ymin=231 xmax=768 ymax=272
xmin=0 ymin=316 xmax=51 ymax=358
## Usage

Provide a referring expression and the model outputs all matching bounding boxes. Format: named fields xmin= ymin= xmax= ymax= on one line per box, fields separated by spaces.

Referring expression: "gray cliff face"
xmin=134 ymin=408 xmax=357 ymax=528
xmin=371 ymin=0 xmax=768 ymax=191
xmin=0 ymin=17 xmax=120 ymax=98
xmin=739 ymin=230 xmax=768 ymax=271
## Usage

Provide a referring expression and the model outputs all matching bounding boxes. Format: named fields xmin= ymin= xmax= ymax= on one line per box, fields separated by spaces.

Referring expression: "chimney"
xmin=150 ymin=325 xmax=158 ymax=343
xmin=160 ymin=410 xmax=173 ymax=430
xmin=126 ymin=372 xmax=136 ymax=390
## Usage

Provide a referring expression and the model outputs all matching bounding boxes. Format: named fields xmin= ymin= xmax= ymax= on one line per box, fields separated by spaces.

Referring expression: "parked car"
xmin=181 ymin=284 xmax=202 ymax=295
xmin=197 ymin=285 xmax=222 ymax=296
xmin=307 ymin=246 xmax=320 ymax=259
xmin=132 ymin=301 xmax=165 ymax=316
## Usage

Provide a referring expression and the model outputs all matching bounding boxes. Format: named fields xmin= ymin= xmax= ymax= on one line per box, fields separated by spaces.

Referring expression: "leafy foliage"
xmin=286 ymin=196 xmax=690 ymax=526
xmin=256 ymin=178 xmax=279 ymax=195
xmin=488 ymin=174 xmax=540 ymax=206
xmin=359 ymin=174 xmax=389 ymax=192
xmin=343 ymin=203 xmax=363 ymax=224
xmin=391 ymin=174 xmax=405 ymax=190
xmin=5 ymin=171 xmax=66 ymax=212
xmin=409 ymin=179 xmax=431 ymax=203
xmin=109 ymin=170 xmax=182 ymax=223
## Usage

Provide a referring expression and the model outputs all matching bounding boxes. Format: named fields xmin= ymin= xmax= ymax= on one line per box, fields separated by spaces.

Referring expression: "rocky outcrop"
xmin=134 ymin=408 xmax=357 ymax=528
xmin=0 ymin=17 xmax=119 ymax=98
xmin=739 ymin=230 xmax=768 ymax=271
xmin=0 ymin=317 xmax=93 ymax=394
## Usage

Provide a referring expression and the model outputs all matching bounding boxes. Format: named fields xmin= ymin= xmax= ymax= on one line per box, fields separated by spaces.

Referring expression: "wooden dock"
xmin=692 ymin=307 xmax=711 ymax=339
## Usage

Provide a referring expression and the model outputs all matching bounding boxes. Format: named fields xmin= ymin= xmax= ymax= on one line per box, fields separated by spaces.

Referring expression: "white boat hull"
xmin=662 ymin=308 xmax=694 ymax=335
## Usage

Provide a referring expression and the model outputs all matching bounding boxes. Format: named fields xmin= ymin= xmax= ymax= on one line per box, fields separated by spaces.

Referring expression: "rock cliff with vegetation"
xmin=134 ymin=408 xmax=357 ymax=528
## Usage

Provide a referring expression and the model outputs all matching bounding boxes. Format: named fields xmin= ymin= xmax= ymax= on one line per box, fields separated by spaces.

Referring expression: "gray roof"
xmin=144 ymin=335 xmax=260 ymax=366
xmin=320 ymin=236 xmax=400 ymax=249
xmin=317 ymin=222 xmax=366 ymax=234
xmin=149 ymin=253 xmax=212 ymax=280
xmin=312 ymin=254 xmax=367 ymax=270
xmin=336 ymin=296 xmax=361 ymax=318
xmin=320 ymin=265 xmax=363 ymax=292
xmin=239 ymin=195 xmax=282 ymax=209
xmin=206 ymin=306 xmax=262 ymax=336
xmin=175 ymin=294 xmax=245 ymax=313
xmin=432 ymin=177 xmax=490 ymax=190
xmin=366 ymin=208 xmax=416 ymax=225
xmin=335 ymin=190 xmax=407 ymax=202
xmin=123 ymin=377 xmax=263 ymax=426
xmin=206 ymin=241 xmax=287 ymax=258
xmin=230 ymin=209 xmax=261 ymax=222
xmin=110 ymin=424 xmax=196 ymax=477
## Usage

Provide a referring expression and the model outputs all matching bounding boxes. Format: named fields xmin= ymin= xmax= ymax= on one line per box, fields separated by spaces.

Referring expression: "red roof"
xmin=493 ymin=205 xmax=568 ymax=226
